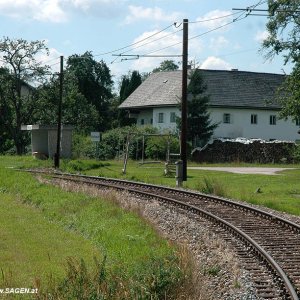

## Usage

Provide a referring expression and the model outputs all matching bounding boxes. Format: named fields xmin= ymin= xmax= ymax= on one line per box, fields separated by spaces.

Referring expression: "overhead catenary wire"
xmin=134 ymin=11 xmax=248 ymax=57
xmin=118 ymin=28 xmax=183 ymax=56
xmin=93 ymin=23 xmax=177 ymax=57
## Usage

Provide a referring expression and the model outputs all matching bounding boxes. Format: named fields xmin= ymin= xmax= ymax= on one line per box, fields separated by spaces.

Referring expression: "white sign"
xmin=91 ymin=132 xmax=100 ymax=142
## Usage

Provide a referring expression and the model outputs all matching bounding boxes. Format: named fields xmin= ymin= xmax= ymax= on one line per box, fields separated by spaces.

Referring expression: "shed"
xmin=21 ymin=125 xmax=73 ymax=159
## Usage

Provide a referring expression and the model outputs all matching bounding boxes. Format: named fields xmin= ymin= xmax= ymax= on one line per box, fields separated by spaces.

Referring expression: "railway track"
xmin=28 ymin=170 xmax=300 ymax=299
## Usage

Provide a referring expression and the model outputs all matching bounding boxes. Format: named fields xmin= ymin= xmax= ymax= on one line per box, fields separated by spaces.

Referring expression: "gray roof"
xmin=119 ymin=69 xmax=285 ymax=110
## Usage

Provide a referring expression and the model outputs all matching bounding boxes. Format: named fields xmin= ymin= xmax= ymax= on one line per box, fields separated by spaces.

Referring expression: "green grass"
xmin=0 ymin=156 xmax=184 ymax=298
xmin=59 ymin=158 xmax=300 ymax=216
xmin=4 ymin=155 xmax=300 ymax=215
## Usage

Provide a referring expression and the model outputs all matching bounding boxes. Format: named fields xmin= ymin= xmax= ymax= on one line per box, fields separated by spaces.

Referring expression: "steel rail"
xmin=21 ymin=169 xmax=299 ymax=298
xmin=49 ymin=172 xmax=299 ymax=300
xmin=53 ymin=172 xmax=300 ymax=234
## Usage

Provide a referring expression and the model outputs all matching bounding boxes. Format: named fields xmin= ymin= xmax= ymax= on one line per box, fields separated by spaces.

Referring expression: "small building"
xmin=119 ymin=69 xmax=300 ymax=142
xmin=21 ymin=124 xmax=73 ymax=159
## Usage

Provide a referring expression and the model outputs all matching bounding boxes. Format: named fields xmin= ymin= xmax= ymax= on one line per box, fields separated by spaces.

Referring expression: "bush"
xmin=62 ymin=159 xmax=110 ymax=172
xmin=72 ymin=126 xmax=180 ymax=161
xmin=145 ymin=136 xmax=180 ymax=160
xmin=97 ymin=125 xmax=158 ymax=160
xmin=292 ymin=144 xmax=300 ymax=162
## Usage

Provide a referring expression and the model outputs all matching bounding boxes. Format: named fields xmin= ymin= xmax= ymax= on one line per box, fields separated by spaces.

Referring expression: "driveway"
xmin=187 ymin=167 xmax=296 ymax=175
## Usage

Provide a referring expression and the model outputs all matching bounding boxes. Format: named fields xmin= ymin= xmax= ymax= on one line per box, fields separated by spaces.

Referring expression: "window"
xmin=251 ymin=114 xmax=257 ymax=124
xmin=170 ymin=112 xmax=176 ymax=123
xmin=270 ymin=115 xmax=276 ymax=125
xmin=158 ymin=113 xmax=164 ymax=123
xmin=223 ymin=113 xmax=231 ymax=124
xmin=150 ymin=118 xmax=153 ymax=125
xmin=140 ymin=119 xmax=144 ymax=125
xmin=296 ymin=117 xmax=300 ymax=126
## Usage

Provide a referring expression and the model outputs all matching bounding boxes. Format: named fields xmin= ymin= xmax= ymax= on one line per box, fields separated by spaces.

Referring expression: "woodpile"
xmin=192 ymin=139 xmax=298 ymax=163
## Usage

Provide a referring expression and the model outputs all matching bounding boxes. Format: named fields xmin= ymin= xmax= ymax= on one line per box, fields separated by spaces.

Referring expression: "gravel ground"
xmin=188 ymin=167 xmax=296 ymax=175
xmin=46 ymin=177 xmax=263 ymax=300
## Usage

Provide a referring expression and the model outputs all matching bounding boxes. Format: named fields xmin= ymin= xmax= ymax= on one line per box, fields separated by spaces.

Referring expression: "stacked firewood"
xmin=192 ymin=139 xmax=298 ymax=163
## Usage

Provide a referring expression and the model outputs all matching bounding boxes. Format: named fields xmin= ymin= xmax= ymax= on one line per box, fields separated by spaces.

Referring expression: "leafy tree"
xmin=276 ymin=63 xmax=300 ymax=121
xmin=152 ymin=60 xmax=179 ymax=73
xmin=0 ymin=37 xmax=49 ymax=154
xmin=118 ymin=70 xmax=142 ymax=127
xmin=263 ymin=0 xmax=300 ymax=63
xmin=263 ymin=1 xmax=300 ymax=123
xmin=178 ymin=69 xmax=218 ymax=147
xmin=66 ymin=52 xmax=113 ymax=131
xmin=35 ymin=72 xmax=98 ymax=134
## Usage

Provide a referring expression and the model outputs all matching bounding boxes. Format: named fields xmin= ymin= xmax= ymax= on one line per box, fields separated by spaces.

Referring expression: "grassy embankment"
xmin=0 ymin=156 xmax=186 ymax=299
xmin=59 ymin=158 xmax=300 ymax=216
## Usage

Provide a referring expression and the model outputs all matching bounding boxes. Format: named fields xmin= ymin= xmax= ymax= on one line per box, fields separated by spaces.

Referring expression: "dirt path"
xmin=188 ymin=167 xmax=296 ymax=175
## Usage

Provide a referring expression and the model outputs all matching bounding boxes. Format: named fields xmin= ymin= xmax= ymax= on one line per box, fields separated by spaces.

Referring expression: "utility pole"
xmin=181 ymin=19 xmax=188 ymax=181
xmin=54 ymin=56 xmax=63 ymax=168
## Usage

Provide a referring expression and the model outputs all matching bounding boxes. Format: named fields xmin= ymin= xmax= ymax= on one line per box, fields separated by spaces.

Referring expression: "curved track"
xmin=29 ymin=170 xmax=300 ymax=299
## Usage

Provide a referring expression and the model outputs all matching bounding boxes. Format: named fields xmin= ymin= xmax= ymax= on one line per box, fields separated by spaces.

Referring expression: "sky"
xmin=0 ymin=0 xmax=293 ymax=83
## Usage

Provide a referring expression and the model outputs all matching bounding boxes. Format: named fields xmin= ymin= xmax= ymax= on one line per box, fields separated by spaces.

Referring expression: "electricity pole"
xmin=54 ymin=56 xmax=63 ymax=168
xmin=181 ymin=19 xmax=188 ymax=181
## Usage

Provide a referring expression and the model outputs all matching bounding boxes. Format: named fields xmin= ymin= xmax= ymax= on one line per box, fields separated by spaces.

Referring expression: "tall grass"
xmin=0 ymin=156 xmax=187 ymax=298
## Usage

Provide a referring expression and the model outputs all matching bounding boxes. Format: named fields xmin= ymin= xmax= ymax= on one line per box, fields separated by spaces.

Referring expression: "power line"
xmin=188 ymin=11 xmax=242 ymax=24
xmin=118 ymin=28 xmax=183 ymax=56
xmin=141 ymin=11 xmax=247 ymax=57
xmin=93 ymin=23 xmax=177 ymax=57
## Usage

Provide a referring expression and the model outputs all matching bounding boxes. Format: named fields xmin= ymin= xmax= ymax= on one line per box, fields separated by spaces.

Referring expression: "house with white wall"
xmin=119 ymin=69 xmax=300 ymax=142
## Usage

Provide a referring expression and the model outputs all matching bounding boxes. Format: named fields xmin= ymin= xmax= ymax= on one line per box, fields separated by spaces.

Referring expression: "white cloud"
xmin=124 ymin=5 xmax=182 ymax=24
xmin=128 ymin=29 xmax=182 ymax=71
xmin=210 ymin=36 xmax=229 ymax=51
xmin=0 ymin=0 xmax=124 ymax=22
xmin=0 ymin=0 xmax=67 ymax=22
xmin=255 ymin=30 xmax=269 ymax=43
xmin=200 ymin=56 xmax=232 ymax=70
xmin=195 ymin=10 xmax=233 ymax=31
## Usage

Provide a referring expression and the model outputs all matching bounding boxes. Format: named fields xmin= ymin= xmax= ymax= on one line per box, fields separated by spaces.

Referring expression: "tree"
xmin=152 ymin=60 xmax=179 ymax=73
xmin=263 ymin=0 xmax=300 ymax=63
xmin=275 ymin=63 xmax=300 ymax=121
xmin=34 ymin=72 xmax=99 ymax=134
xmin=118 ymin=70 xmax=142 ymax=127
xmin=66 ymin=52 xmax=113 ymax=131
xmin=263 ymin=1 xmax=300 ymax=123
xmin=0 ymin=37 xmax=49 ymax=154
xmin=180 ymin=69 xmax=218 ymax=147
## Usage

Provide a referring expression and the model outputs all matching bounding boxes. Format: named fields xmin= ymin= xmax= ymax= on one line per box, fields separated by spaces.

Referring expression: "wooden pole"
xmin=181 ymin=19 xmax=188 ymax=181
xmin=54 ymin=56 xmax=63 ymax=168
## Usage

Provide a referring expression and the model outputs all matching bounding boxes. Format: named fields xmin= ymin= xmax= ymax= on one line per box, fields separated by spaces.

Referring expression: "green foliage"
xmin=179 ymin=69 xmax=218 ymax=147
xmin=72 ymin=133 xmax=96 ymax=159
xmin=197 ymin=177 xmax=227 ymax=197
xmin=63 ymin=159 xmax=110 ymax=172
xmin=263 ymin=0 xmax=300 ymax=63
xmin=276 ymin=63 xmax=300 ymax=123
xmin=292 ymin=144 xmax=300 ymax=162
xmin=0 ymin=157 xmax=185 ymax=298
xmin=39 ymin=255 xmax=183 ymax=300
xmin=152 ymin=60 xmax=179 ymax=73
xmin=118 ymin=70 xmax=142 ymax=127
xmin=262 ymin=1 xmax=300 ymax=124
xmin=98 ymin=125 xmax=158 ymax=160
xmin=66 ymin=52 xmax=114 ymax=132
xmin=203 ymin=265 xmax=221 ymax=276
xmin=145 ymin=135 xmax=180 ymax=160
xmin=35 ymin=73 xmax=99 ymax=134
xmin=0 ymin=37 xmax=49 ymax=154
